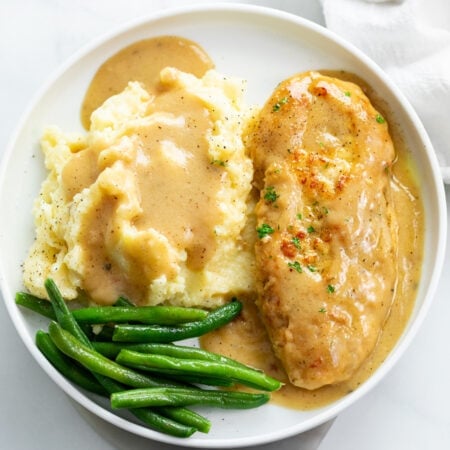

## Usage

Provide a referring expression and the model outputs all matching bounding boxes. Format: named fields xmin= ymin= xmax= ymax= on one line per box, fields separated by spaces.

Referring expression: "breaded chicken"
xmin=247 ymin=71 xmax=398 ymax=389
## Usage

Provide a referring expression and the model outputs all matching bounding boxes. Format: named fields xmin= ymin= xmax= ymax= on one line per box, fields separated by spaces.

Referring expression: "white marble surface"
xmin=0 ymin=1 xmax=449 ymax=449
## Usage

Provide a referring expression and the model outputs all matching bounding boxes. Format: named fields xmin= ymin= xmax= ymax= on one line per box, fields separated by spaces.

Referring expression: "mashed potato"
xmin=23 ymin=67 xmax=256 ymax=307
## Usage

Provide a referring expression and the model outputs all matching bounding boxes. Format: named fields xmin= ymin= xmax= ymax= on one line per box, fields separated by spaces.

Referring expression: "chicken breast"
xmin=247 ymin=71 xmax=398 ymax=389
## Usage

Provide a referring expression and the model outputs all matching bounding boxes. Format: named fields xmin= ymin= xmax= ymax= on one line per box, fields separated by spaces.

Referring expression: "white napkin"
xmin=320 ymin=0 xmax=450 ymax=181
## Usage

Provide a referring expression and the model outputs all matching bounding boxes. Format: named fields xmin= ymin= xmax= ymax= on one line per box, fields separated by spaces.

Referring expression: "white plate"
xmin=0 ymin=3 xmax=446 ymax=449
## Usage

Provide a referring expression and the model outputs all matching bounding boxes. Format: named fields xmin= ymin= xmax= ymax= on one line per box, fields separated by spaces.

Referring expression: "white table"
xmin=1 ymin=1 xmax=449 ymax=449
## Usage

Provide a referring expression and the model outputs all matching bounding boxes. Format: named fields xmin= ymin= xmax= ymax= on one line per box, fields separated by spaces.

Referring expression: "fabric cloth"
xmin=320 ymin=0 xmax=450 ymax=180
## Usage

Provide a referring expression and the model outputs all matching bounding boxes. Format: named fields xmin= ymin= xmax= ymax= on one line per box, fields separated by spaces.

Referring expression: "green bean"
xmin=45 ymin=278 xmax=89 ymax=344
xmin=45 ymin=280 xmax=124 ymax=393
xmin=162 ymin=374 xmax=234 ymax=388
xmin=38 ymin=330 xmax=197 ymax=437
xmin=15 ymin=290 xmax=120 ymax=341
xmin=33 ymin=280 xmax=276 ymax=436
xmin=38 ymin=330 xmax=196 ymax=436
xmin=72 ymin=305 xmax=208 ymax=325
xmin=113 ymin=300 xmax=242 ymax=343
xmin=48 ymin=320 xmax=210 ymax=434
xmin=92 ymin=342 xmax=244 ymax=387
xmin=44 ymin=279 xmax=208 ymax=436
xmin=92 ymin=343 xmax=234 ymax=387
xmin=48 ymin=321 xmax=180 ymax=389
xmin=125 ymin=408 xmax=197 ymax=437
xmin=44 ymin=280 xmax=119 ymax=379
xmin=116 ymin=350 xmax=283 ymax=392
xmin=92 ymin=342 xmax=245 ymax=367
xmin=16 ymin=290 xmax=135 ymax=320
xmin=15 ymin=292 xmax=56 ymax=320
xmin=88 ymin=296 xmax=134 ymax=339
xmin=36 ymin=330 xmax=107 ymax=396
xmin=18 ymin=289 xmax=206 ymax=326
xmin=111 ymin=387 xmax=270 ymax=410
xmin=92 ymin=342 xmax=233 ymax=387
xmin=15 ymin=289 xmax=93 ymax=339
xmin=156 ymin=406 xmax=211 ymax=433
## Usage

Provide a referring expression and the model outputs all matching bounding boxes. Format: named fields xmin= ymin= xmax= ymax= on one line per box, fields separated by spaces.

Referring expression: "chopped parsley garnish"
xmin=291 ymin=236 xmax=301 ymax=249
xmin=344 ymin=91 xmax=351 ymax=97
xmin=375 ymin=114 xmax=385 ymax=124
xmin=288 ymin=261 xmax=302 ymax=273
xmin=264 ymin=186 xmax=279 ymax=203
xmin=327 ymin=284 xmax=335 ymax=293
xmin=256 ymin=223 xmax=275 ymax=239
xmin=297 ymin=213 xmax=303 ymax=220
xmin=307 ymin=226 xmax=315 ymax=233
xmin=307 ymin=265 xmax=317 ymax=272
xmin=318 ymin=307 xmax=327 ymax=313
xmin=211 ymin=159 xmax=226 ymax=167
xmin=272 ymin=96 xmax=289 ymax=112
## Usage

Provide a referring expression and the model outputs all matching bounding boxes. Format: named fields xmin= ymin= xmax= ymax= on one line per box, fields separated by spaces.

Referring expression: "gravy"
xmin=132 ymin=90 xmax=222 ymax=271
xmin=80 ymin=36 xmax=214 ymax=129
xmin=64 ymin=37 xmax=223 ymax=303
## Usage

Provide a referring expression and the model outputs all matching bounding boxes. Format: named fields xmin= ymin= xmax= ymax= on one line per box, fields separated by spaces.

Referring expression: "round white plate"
xmin=0 ymin=3 xmax=446 ymax=448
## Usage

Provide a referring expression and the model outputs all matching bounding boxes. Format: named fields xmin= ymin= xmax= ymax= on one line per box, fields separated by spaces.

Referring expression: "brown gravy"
xmin=201 ymin=71 xmax=424 ymax=409
xmin=131 ymin=91 xmax=223 ymax=271
xmin=68 ymin=36 xmax=222 ymax=303
xmin=80 ymin=36 xmax=214 ymax=130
